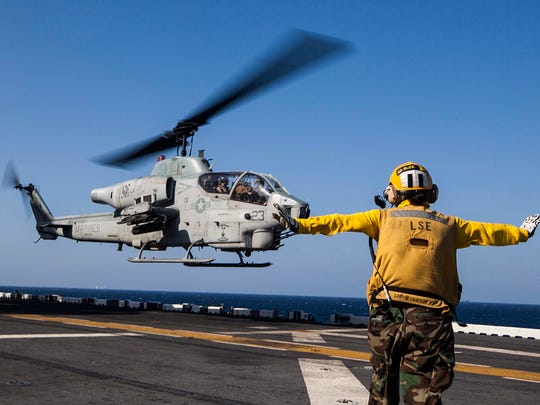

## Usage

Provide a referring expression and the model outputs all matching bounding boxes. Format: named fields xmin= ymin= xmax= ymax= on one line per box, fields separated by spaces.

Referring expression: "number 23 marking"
xmin=251 ymin=210 xmax=265 ymax=221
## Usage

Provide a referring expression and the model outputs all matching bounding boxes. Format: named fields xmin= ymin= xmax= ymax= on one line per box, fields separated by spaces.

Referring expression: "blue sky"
xmin=1 ymin=1 xmax=539 ymax=304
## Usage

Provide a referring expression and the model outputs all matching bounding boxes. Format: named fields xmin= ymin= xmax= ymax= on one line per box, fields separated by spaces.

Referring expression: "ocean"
xmin=1 ymin=285 xmax=539 ymax=329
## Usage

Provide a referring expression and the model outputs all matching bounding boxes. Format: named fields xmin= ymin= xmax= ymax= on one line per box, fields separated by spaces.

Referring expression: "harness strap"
xmin=371 ymin=286 xmax=457 ymax=316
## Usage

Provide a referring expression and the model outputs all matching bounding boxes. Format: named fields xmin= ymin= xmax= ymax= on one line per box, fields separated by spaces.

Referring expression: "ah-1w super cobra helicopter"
xmin=4 ymin=31 xmax=350 ymax=267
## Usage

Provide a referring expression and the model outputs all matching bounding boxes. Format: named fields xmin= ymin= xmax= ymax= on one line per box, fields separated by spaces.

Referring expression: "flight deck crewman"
xmin=273 ymin=161 xmax=539 ymax=405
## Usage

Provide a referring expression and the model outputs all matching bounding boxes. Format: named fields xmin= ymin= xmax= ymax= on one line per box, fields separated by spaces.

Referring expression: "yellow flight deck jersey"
xmin=295 ymin=201 xmax=529 ymax=313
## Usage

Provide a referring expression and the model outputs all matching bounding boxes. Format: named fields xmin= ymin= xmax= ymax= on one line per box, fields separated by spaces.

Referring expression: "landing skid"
xmin=183 ymin=261 xmax=271 ymax=268
xmin=183 ymin=251 xmax=271 ymax=268
xmin=127 ymin=242 xmax=271 ymax=268
xmin=128 ymin=240 xmax=214 ymax=265
xmin=128 ymin=257 xmax=215 ymax=264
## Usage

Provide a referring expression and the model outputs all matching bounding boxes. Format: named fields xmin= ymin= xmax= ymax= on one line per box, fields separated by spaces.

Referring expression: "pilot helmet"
xmin=384 ymin=162 xmax=438 ymax=205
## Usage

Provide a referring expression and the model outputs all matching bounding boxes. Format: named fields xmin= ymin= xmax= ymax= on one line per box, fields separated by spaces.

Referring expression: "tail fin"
xmin=18 ymin=184 xmax=59 ymax=240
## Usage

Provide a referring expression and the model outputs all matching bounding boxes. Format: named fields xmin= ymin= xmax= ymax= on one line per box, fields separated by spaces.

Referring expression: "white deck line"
xmin=452 ymin=322 xmax=540 ymax=339
xmin=299 ymin=358 xmax=370 ymax=405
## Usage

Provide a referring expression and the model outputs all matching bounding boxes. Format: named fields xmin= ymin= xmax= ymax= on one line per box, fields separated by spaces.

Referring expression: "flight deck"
xmin=1 ymin=301 xmax=538 ymax=404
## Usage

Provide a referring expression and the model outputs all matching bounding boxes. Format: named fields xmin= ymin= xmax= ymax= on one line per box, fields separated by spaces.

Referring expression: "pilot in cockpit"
xmin=216 ymin=177 xmax=229 ymax=194
xmin=241 ymin=185 xmax=261 ymax=204
xmin=253 ymin=179 xmax=270 ymax=204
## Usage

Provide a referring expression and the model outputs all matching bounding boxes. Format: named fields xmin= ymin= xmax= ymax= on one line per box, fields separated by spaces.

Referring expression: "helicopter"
xmin=3 ymin=31 xmax=350 ymax=267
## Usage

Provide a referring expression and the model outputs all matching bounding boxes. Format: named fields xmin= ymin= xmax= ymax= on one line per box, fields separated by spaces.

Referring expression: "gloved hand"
xmin=520 ymin=214 xmax=540 ymax=237
xmin=272 ymin=203 xmax=299 ymax=233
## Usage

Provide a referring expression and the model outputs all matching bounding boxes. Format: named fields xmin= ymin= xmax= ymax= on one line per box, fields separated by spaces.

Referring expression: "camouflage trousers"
xmin=367 ymin=304 xmax=455 ymax=405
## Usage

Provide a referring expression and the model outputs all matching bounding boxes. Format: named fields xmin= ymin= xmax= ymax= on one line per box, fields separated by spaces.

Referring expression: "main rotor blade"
xmin=183 ymin=30 xmax=352 ymax=127
xmin=95 ymin=130 xmax=179 ymax=167
xmin=99 ymin=30 xmax=352 ymax=167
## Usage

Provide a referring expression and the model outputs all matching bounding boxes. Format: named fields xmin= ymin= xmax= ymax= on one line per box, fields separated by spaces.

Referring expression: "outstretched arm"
xmin=273 ymin=204 xmax=380 ymax=238
xmin=521 ymin=214 xmax=540 ymax=237
xmin=455 ymin=214 xmax=539 ymax=248
xmin=272 ymin=204 xmax=299 ymax=233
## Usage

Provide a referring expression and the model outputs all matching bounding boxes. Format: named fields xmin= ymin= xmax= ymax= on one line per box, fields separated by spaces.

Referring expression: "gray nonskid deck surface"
xmin=1 ymin=308 xmax=538 ymax=404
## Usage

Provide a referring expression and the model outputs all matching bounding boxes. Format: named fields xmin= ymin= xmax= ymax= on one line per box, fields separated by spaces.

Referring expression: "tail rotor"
xmin=3 ymin=160 xmax=33 ymax=217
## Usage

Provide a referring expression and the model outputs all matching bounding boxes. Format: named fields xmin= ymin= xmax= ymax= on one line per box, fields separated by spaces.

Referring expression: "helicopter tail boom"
xmin=16 ymin=184 xmax=60 ymax=240
xmin=13 ymin=183 xmax=126 ymax=244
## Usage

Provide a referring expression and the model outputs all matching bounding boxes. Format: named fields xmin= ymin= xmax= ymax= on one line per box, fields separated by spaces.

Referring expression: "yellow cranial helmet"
xmin=389 ymin=162 xmax=433 ymax=191
xmin=385 ymin=162 xmax=438 ymax=205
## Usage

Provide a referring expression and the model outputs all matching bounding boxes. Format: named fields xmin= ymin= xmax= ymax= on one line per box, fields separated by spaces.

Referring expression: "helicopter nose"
xmin=290 ymin=203 xmax=310 ymax=219
xmin=271 ymin=194 xmax=309 ymax=219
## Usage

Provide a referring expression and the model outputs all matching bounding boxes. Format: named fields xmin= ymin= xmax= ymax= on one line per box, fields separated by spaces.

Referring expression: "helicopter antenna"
xmin=188 ymin=136 xmax=193 ymax=156
xmin=177 ymin=133 xmax=183 ymax=157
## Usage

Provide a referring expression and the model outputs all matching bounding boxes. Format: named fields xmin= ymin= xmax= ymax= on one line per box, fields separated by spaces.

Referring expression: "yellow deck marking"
xmin=7 ymin=314 xmax=540 ymax=383
xmin=8 ymin=314 xmax=368 ymax=360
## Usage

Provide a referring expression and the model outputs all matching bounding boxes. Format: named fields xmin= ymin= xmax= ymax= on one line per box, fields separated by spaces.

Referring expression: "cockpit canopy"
xmin=198 ymin=172 xmax=287 ymax=206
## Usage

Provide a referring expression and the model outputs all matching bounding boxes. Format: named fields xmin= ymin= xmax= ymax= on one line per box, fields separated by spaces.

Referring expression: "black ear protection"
xmin=427 ymin=184 xmax=438 ymax=204
xmin=384 ymin=183 xmax=438 ymax=205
